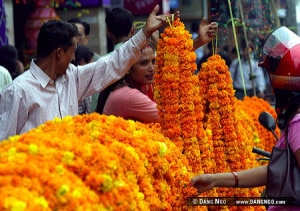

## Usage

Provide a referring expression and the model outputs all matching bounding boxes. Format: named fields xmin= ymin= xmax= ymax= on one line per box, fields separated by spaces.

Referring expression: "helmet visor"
xmin=263 ymin=26 xmax=300 ymax=59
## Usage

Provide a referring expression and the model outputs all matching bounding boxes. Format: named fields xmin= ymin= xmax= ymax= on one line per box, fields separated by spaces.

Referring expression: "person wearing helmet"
xmin=190 ymin=26 xmax=300 ymax=210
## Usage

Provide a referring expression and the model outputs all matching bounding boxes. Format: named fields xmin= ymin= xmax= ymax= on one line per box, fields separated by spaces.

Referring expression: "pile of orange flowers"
xmin=0 ymin=114 xmax=198 ymax=210
xmin=237 ymin=97 xmax=280 ymax=152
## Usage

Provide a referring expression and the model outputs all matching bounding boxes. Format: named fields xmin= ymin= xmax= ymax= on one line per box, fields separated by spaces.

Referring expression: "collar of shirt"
xmin=30 ymin=60 xmax=67 ymax=88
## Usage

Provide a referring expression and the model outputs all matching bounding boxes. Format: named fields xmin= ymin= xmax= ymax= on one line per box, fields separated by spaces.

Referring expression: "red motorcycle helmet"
xmin=259 ymin=26 xmax=300 ymax=91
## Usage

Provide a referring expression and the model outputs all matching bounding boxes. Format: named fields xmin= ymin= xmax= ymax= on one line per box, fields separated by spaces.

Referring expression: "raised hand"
xmin=193 ymin=18 xmax=218 ymax=50
xmin=199 ymin=17 xmax=218 ymax=43
xmin=143 ymin=5 xmax=180 ymax=38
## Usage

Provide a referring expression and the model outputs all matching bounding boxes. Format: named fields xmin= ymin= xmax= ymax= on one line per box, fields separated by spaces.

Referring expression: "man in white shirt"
xmin=229 ymin=41 xmax=266 ymax=100
xmin=0 ymin=5 xmax=176 ymax=141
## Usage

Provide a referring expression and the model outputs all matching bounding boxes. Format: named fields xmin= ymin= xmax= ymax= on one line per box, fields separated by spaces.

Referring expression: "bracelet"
xmin=231 ymin=172 xmax=239 ymax=187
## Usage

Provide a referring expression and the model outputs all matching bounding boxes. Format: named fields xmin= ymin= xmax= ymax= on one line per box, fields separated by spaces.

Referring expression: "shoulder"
xmin=0 ymin=66 xmax=12 ymax=81
xmin=111 ymin=86 xmax=141 ymax=97
xmin=289 ymin=113 xmax=300 ymax=125
xmin=0 ymin=66 xmax=9 ymax=74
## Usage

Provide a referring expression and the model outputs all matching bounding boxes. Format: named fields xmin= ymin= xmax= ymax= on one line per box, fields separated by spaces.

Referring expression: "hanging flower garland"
xmin=155 ymin=18 xmax=204 ymax=182
xmin=154 ymin=20 xmax=182 ymax=149
xmin=198 ymin=54 xmax=266 ymax=211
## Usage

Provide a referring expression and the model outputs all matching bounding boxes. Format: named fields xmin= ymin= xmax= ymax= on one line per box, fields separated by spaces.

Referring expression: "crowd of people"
xmin=0 ymin=4 xmax=299 ymax=210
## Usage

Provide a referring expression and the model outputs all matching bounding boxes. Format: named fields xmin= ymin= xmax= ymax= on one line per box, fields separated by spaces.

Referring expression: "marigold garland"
xmin=198 ymin=55 xmax=266 ymax=211
xmin=155 ymin=18 xmax=204 ymax=181
xmin=154 ymin=17 xmax=273 ymax=211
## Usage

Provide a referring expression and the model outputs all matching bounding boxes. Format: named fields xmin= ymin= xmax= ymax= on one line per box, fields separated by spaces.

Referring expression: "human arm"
xmin=190 ymin=166 xmax=267 ymax=194
xmin=192 ymin=18 xmax=218 ymax=51
xmin=0 ymin=84 xmax=28 ymax=141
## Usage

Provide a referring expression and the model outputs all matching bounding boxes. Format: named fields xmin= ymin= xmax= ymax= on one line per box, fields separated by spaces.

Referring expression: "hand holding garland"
xmin=142 ymin=5 xmax=180 ymax=38
xmin=193 ymin=18 xmax=218 ymax=51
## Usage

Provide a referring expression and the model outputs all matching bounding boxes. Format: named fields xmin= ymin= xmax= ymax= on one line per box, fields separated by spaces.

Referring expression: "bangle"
xmin=231 ymin=172 xmax=239 ymax=187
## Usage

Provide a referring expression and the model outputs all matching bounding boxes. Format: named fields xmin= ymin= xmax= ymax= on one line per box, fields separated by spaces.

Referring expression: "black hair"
xmin=72 ymin=45 xmax=94 ymax=66
xmin=68 ymin=18 xmax=90 ymax=35
xmin=95 ymin=79 xmax=122 ymax=114
xmin=0 ymin=45 xmax=19 ymax=79
xmin=37 ymin=20 xmax=78 ymax=58
xmin=105 ymin=7 xmax=134 ymax=39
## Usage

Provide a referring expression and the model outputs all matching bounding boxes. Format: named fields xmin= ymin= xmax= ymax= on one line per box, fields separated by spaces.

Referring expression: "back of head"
xmin=0 ymin=45 xmax=19 ymax=79
xmin=37 ymin=20 xmax=78 ymax=58
xmin=68 ymin=18 xmax=90 ymax=35
xmin=72 ymin=45 xmax=94 ymax=66
xmin=105 ymin=7 xmax=134 ymax=39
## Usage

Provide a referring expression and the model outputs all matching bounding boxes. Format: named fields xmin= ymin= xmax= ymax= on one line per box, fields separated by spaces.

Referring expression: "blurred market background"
xmin=0 ymin=0 xmax=298 ymax=69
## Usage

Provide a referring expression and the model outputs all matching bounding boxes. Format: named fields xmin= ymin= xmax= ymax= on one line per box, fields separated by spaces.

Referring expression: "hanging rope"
xmin=211 ymin=29 xmax=218 ymax=56
xmin=237 ymin=0 xmax=256 ymax=96
xmin=227 ymin=0 xmax=247 ymax=97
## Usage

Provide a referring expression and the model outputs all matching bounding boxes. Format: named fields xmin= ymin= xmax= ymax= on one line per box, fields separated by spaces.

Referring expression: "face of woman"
xmin=129 ymin=46 xmax=156 ymax=86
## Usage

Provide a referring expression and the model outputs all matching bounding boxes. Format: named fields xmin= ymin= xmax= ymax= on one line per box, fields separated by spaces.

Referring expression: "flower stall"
xmin=0 ymin=16 xmax=280 ymax=211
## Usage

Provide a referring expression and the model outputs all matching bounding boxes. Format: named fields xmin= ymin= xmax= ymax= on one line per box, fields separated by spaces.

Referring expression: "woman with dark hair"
xmin=96 ymin=43 xmax=158 ymax=123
